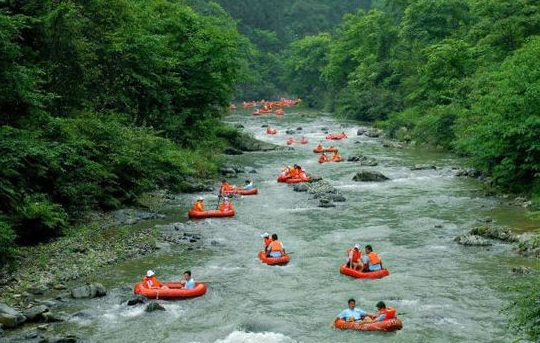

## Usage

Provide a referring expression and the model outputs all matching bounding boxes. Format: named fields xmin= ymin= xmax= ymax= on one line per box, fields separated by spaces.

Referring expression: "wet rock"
xmin=382 ymin=140 xmax=403 ymax=148
xmin=34 ymin=300 xmax=57 ymax=308
xmin=23 ymin=305 xmax=48 ymax=322
xmin=42 ymin=312 xmax=63 ymax=323
xmin=126 ymin=295 xmax=147 ymax=306
xmin=306 ymin=180 xmax=337 ymax=196
xmin=40 ymin=334 xmax=78 ymax=343
xmin=309 ymin=175 xmax=323 ymax=182
xmin=511 ymin=197 xmax=532 ymax=208
xmin=296 ymin=127 xmax=302 ymax=131
xmin=112 ymin=209 xmax=165 ymax=226
xmin=328 ymin=194 xmax=347 ymax=202
xmin=0 ymin=303 xmax=26 ymax=328
xmin=210 ymin=240 xmax=225 ymax=247
xmin=293 ymin=184 xmax=308 ymax=192
xmin=223 ymin=147 xmax=243 ymax=155
xmin=145 ymin=302 xmax=166 ymax=312
xmin=365 ymin=129 xmax=382 ymax=138
xmin=512 ymin=266 xmax=532 ymax=275
xmin=249 ymin=169 xmax=257 ymax=174
xmin=38 ymin=324 xmax=48 ymax=330
xmin=455 ymin=168 xmax=482 ymax=178
xmin=71 ymin=283 xmax=107 ymax=299
xmin=454 ymin=235 xmax=492 ymax=246
xmin=26 ymin=329 xmax=40 ymax=339
xmin=411 ymin=164 xmax=436 ymax=171
xmin=320 ymin=127 xmax=329 ymax=131
xmin=285 ymin=129 xmax=295 ymax=135
xmin=318 ymin=198 xmax=336 ymax=208
xmin=231 ymin=132 xmax=281 ymax=151
xmin=469 ymin=225 xmax=518 ymax=242
xmin=244 ymin=167 xmax=257 ymax=174
xmin=261 ymin=124 xmax=269 ymax=128
xmin=219 ymin=166 xmax=236 ymax=175
xmin=347 ymin=155 xmax=378 ymax=166
xmin=234 ymin=124 xmax=244 ymax=129
xmin=53 ymin=284 xmax=67 ymax=290
xmin=352 ymin=171 xmax=389 ymax=182
xmin=357 ymin=128 xmax=367 ymax=136
xmin=434 ymin=224 xmax=443 ymax=228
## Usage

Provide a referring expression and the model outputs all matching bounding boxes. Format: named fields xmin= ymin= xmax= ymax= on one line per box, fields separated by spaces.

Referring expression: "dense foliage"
xmin=0 ymin=0 xmax=245 ymax=264
xmin=280 ymin=0 xmax=540 ymax=196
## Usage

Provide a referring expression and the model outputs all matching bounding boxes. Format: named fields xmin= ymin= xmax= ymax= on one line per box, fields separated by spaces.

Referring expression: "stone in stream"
xmin=296 ymin=127 xmax=302 ymax=131
xmin=328 ymin=194 xmax=347 ymax=202
xmin=411 ymin=164 xmax=436 ymax=170
xmin=261 ymin=124 xmax=269 ymax=128
xmin=223 ymin=147 xmax=243 ymax=155
xmin=145 ymin=302 xmax=166 ymax=312
xmin=40 ymin=334 xmax=78 ymax=343
xmin=352 ymin=170 xmax=389 ymax=182
xmin=320 ymin=127 xmax=329 ymax=131
xmin=71 ymin=283 xmax=107 ymax=299
xmin=318 ymin=198 xmax=336 ymax=208
xmin=382 ymin=140 xmax=403 ymax=148
xmin=512 ymin=266 xmax=532 ymax=275
xmin=293 ymin=184 xmax=308 ymax=192
xmin=26 ymin=285 xmax=47 ymax=295
xmin=365 ymin=129 xmax=382 ymax=137
xmin=347 ymin=155 xmax=378 ymax=166
xmin=234 ymin=124 xmax=244 ymax=128
xmin=25 ymin=329 xmax=40 ymax=339
xmin=357 ymin=128 xmax=367 ymax=136
xmin=285 ymin=129 xmax=295 ymax=135
xmin=126 ymin=295 xmax=147 ymax=306
xmin=23 ymin=305 xmax=49 ymax=322
xmin=0 ymin=303 xmax=26 ymax=328
xmin=469 ymin=225 xmax=518 ymax=242
xmin=453 ymin=235 xmax=492 ymax=246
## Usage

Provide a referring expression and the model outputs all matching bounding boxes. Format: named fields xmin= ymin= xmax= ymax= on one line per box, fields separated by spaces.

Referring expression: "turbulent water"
xmin=6 ymin=109 xmax=540 ymax=343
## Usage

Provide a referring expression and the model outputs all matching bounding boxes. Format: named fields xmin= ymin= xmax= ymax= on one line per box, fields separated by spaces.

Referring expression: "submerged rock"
xmin=454 ymin=235 xmax=492 ymax=246
xmin=40 ymin=334 xmax=78 ymax=343
xmin=293 ymin=184 xmax=308 ymax=192
xmin=352 ymin=171 xmax=389 ymax=182
xmin=145 ymin=302 xmax=166 ymax=312
xmin=512 ymin=266 xmax=532 ymax=275
xmin=357 ymin=128 xmax=367 ymax=136
xmin=469 ymin=225 xmax=518 ymax=242
xmin=0 ymin=303 xmax=26 ymax=328
xmin=455 ymin=168 xmax=482 ymax=178
xmin=223 ymin=147 xmax=243 ymax=155
xmin=126 ymin=295 xmax=147 ymax=306
xmin=318 ymin=198 xmax=336 ymax=208
xmin=411 ymin=164 xmax=436 ymax=171
xmin=347 ymin=155 xmax=378 ymax=166
xmin=71 ymin=283 xmax=107 ymax=299
xmin=285 ymin=129 xmax=295 ymax=135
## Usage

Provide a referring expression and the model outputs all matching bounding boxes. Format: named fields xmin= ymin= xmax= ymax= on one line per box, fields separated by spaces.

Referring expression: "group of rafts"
xmin=234 ymin=98 xmax=302 ymax=116
xmin=132 ymin=104 xmax=402 ymax=333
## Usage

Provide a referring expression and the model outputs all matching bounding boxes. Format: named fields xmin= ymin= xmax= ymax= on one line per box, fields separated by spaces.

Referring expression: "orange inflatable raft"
xmin=325 ymin=147 xmax=338 ymax=152
xmin=286 ymin=176 xmax=311 ymax=183
xmin=339 ymin=265 xmax=389 ymax=279
xmin=133 ymin=282 xmax=207 ymax=299
xmin=258 ymin=251 xmax=290 ymax=265
xmin=286 ymin=138 xmax=295 ymax=145
xmin=276 ymin=109 xmax=284 ymax=115
xmin=266 ymin=128 xmax=277 ymax=134
xmin=188 ymin=209 xmax=235 ymax=219
xmin=298 ymin=138 xmax=308 ymax=144
xmin=252 ymin=111 xmax=261 ymax=116
xmin=334 ymin=318 xmax=403 ymax=332
xmin=313 ymin=147 xmax=324 ymax=153
xmin=326 ymin=133 xmax=347 ymax=140
xmin=223 ymin=188 xmax=258 ymax=196
xmin=277 ymin=175 xmax=290 ymax=182
xmin=259 ymin=108 xmax=273 ymax=114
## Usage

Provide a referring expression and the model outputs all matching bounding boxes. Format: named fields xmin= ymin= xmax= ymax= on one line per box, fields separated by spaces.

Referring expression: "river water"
xmin=6 ymin=109 xmax=540 ymax=343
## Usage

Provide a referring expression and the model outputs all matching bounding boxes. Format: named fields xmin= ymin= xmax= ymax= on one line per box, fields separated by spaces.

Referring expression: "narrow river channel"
xmin=10 ymin=109 xmax=540 ymax=343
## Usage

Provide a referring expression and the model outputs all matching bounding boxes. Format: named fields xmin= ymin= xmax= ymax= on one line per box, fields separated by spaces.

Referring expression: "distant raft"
xmin=258 ymin=250 xmax=290 ymax=265
xmin=326 ymin=133 xmax=347 ymax=140
xmin=285 ymin=176 xmax=311 ymax=183
xmin=188 ymin=209 xmax=235 ymax=219
xmin=133 ymin=282 xmax=207 ymax=299
xmin=339 ymin=265 xmax=389 ymax=279
xmin=334 ymin=318 xmax=402 ymax=332
xmin=223 ymin=188 xmax=258 ymax=196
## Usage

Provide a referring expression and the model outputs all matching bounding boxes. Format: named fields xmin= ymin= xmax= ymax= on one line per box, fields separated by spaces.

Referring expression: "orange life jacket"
xmin=375 ymin=307 xmax=396 ymax=321
xmin=269 ymin=240 xmax=284 ymax=252
xmin=220 ymin=201 xmax=233 ymax=212
xmin=347 ymin=248 xmax=361 ymax=262
xmin=368 ymin=252 xmax=381 ymax=265
xmin=319 ymin=155 xmax=327 ymax=163
xmin=289 ymin=168 xmax=298 ymax=177
xmin=221 ymin=183 xmax=232 ymax=192
xmin=264 ymin=237 xmax=272 ymax=247
xmin=143 ymin=276 xmax=162 ymax=289
xmin=192 ymin=201 xmax=204 ymax=212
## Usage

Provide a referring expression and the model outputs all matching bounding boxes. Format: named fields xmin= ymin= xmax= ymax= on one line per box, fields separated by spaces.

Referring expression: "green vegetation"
xmin=278 ymin=0 xmax=540 ymax=196
xmin=0 ymin=0 xmax=245 ymax=265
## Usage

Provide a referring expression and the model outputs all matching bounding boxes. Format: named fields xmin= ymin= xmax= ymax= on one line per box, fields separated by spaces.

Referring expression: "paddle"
xmin=215 ymin=186 xmax=223 ymax=210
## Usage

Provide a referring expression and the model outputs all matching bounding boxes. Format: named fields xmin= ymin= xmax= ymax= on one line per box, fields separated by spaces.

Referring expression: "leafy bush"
xmin=0 ymin=221 xmax=16 ymax=268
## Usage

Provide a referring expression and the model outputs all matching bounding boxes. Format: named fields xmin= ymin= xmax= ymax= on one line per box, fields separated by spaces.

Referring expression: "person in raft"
xmin=319 ymin=152 xmax=328 ymax=163
xmin=142 ymin=270 xmax=168 ymax=289
xmin=179 ymin=270 xmax=195 ymax=290
xmin=220 ymin=197 xmax=233 ymax=212
xmin=261 ymin=232 xmax=271 ymax=250
xmin=341 ymin=131 xmax=347 ymax=138
xmin=220 ymin=179 xmax=236 ymax=195
xmin=244 ymin=180 xmax=254 ymax=190
xmin=192 ymin=197 xmax=205 ymax=212
xmin=336 ymin=298 xmax=368 ymax=323
xmin=362 ymin=245 xmax=383 ymax=272
xmin=266 ymin=233 xmax=285 ymax=257
xmin=369 ymin=301 xmax=396 ymax=322
xmin=347 ymin=244 xmax=363 ymax=271
xmin=332 ymin=151 xmax=343 ymax=161
xmin=316 ymin=144 xmax=323 ymax=151
xmin=280 ymin=165 xmax=290 ymax=177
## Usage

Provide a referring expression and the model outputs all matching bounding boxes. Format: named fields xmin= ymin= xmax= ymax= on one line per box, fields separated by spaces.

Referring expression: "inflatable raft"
xmin=277 ymin=175 xmax=290 ymax=182
xmin=188 ymin=209 xmax=235 ymax=219
xmin=266 ymin=128 xmax=277 ymax=134
xmin=252 ymin=111 xmax=261 ymax=116
xmin=299 ymin=138 xmax=308 ymax=144
xmin=326 ymin=134 xmax=347 ymax=140
xmin=133 ymin=282 xmax=207 ymax=299
xmin=223 ymin=188 xmax=258 ymax=196
xmin=258 ymin=251 xmax=290 ymax=265
xmin=286 ymin=138 xmax=295 ymax=145
xmin=339 ymin=265 xmax=389 ymax=279
xmin=286 ymin=177 xmax=311 ymax=183
xmin=313 ymin=147 xmax=324 ymax=153
xmin=276 ymin=109 xmax=284 ymax=115
xmin=259 ymin=108 xmax=273 ymax=114
xmin=334 ymin=318 xmax=402 ymax=332
xmin=325 ymin=147 xmax=338 ymax=152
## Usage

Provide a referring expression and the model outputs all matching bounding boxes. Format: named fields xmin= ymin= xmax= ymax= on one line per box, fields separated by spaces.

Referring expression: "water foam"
xmin=213 ymin=331 xmax=297 ymax=343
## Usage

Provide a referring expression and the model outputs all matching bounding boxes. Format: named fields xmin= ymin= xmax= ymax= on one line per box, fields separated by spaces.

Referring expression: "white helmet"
xmin=197 ymin=196 xmax=204 ymax=201
xmin=146 ymin=270 xmax=155 ymax=277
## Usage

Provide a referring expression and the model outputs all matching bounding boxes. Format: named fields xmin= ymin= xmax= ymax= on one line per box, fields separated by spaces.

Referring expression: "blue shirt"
xmin=363 ymin=256 xmax=382 ymax=271
xmin=185 ymin=278 xmax=195 ymax=289
xmin=375 ymin=313 xmax=386 ymax=322
xmin=244 ymin=183 xmax=254 ymax=190
xmin=338 ymin=307 xmax=367 ymax=321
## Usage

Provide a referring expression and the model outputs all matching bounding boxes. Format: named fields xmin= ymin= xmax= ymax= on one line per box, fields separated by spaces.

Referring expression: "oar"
xmin=215 ymin=186 xmax=223 ymax=210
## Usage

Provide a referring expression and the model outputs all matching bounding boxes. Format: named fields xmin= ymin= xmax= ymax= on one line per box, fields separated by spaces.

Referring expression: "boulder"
xmin=231 ymin=132 xmax=281 ymax=151
xmin=382 ymin=140 xmax=403 ymax=148
xmin=352 ymin=171 xmax=389 ymax=182
xmin=261 ymin=124 xmax=269 ymax=128
xmin=453 ymin=235 xmax=492 ymax=246
xmin=0 ymin=303 xmax=26 ymax=328
xmin=42 ymin=312 xmax=63 ymax=323
xmin=223 ymin=147 xmax=243 ymax=155
xmin=318 ymin=199 xmax=336 ymax=208
xmin=71 ymin=283 xmax=107 ymax=299
xmin=411 ymin=164 xmax=436 ymax=171
xmin=234 ymin=124 xmax=244 ymax=128
xmin=145 ymin=302 xmax=166 ymax=312
xmin=328 ymin=194 xmax=347 ymax=202
xmin=365 ymin=129 xmax=382 ymax=138
xmin=469 ymin=225 xmax=518 ymax=242
xmin=219 ymin=166 xmax=236 ymax=175
xmin=347 ymin=155 xmax=378 ymax=166
xmin=40 ymin=334 xmax=78 ymax=343
xmin=23 ymin=305 xmax=49 ymax=322
xmin=309 ymin=175 xmax=323 ymax=182
xmin=26 ymin=285 xmax=47 ymax=295
xmin=285 ymin=129 xmax=295 ymax=135
xmin=455 ymin=168 xmax=482 ymax=178
xmin=320 ymin=127 xmax=329 ymax=131
xmin=512 ymin=266 xmax=532 ymax=275
xmin=26 ymin=329 xmax=40 ymax=339
xmin=296 ymin=127 xmax=302 ymax=131
xmin=293 ymin=184 xmax=308 ymax=192
xmin=357 ymin=128 xmax=367 ymax=136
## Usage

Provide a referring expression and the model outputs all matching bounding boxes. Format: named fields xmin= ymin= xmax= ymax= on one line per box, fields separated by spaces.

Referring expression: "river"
xmin=6 ymin=109 xmax=540 ymax=343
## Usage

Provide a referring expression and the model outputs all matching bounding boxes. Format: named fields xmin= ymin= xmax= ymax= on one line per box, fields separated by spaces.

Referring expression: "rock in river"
xmin=352 ymin=170 xmax=389 ymax=182
xmin=0 ymin=303 xmax=26 ymax=328
xmin=293 ymin=184 xmax=308 ymax=192
xmin=145 ymin=302 xmax=166 ymax=312
xmin=454 ymin=235 xmax=492 ymax=246
xmin=71 ymin=283 xmax=107 ymax=299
